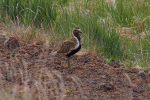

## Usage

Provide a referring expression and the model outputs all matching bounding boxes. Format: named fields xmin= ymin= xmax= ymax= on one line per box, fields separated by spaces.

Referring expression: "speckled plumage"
xmin=57 ymin=27 xmax=82 ymax=56
xmin=57 ymin=35 xmax=80 ymax=54
xmin=54 ymin=27 xmax=82 ymax=72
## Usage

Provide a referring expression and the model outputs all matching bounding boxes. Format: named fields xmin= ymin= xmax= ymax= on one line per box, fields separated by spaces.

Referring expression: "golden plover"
xmin=51 ymin=27 xmax=82 ymax=71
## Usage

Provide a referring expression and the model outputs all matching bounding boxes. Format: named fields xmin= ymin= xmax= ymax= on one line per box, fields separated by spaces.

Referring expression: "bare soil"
xmin=0 ymin=34 xmax=150 ymax=100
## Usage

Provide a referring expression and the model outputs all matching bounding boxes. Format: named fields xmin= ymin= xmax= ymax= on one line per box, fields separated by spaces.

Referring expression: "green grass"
xmin=0 ymin=0 xmax=150 ymax=67
xmin=0 ymin=0 xmax=57 ymax=27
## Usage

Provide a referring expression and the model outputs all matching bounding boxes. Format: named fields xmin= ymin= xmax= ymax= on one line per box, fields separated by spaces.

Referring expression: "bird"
xmin=51 ymin=27 xmax=82 ymax=72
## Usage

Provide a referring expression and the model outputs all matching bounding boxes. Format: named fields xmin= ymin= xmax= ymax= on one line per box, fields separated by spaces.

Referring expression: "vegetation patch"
xmin=0 ymin=0 xmax=150 ymax=99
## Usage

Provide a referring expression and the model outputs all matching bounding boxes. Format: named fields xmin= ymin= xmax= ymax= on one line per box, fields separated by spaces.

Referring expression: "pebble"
xmin=90 ymin=80 xmax=97 ymax=84
xmin=138 ymin=71 xmax=146 ymax=78
xmin=98 ymin=83 xmax=115 ymax=92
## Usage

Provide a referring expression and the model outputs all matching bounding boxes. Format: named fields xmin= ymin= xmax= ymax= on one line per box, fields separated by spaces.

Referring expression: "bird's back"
xmin=57 ymin=37 xmax=78 ymax=54
xmin=52 ymin=27 xmax=82 ymax=58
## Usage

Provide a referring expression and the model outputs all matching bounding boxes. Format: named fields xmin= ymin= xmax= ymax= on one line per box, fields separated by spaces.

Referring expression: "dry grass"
xmin=0 ymin=23 xmax=89 ymax=100
xmin=0 ymin=59 xmax=85 ymax=100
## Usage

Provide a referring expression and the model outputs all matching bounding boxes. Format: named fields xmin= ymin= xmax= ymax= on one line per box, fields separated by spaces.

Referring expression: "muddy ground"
xmin=0 ymin=34 xmax=150 ymax=100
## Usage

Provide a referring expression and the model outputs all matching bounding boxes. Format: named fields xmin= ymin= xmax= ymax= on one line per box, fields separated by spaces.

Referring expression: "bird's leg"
xmin=68 ymin=58 xmax=73 ymax=73
xmin=67 ymin=57 xmax=70 ymax=69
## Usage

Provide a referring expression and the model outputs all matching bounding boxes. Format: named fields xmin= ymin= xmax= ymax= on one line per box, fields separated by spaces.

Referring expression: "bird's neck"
xmin=72 ymin=33 xmax=81 ymax=43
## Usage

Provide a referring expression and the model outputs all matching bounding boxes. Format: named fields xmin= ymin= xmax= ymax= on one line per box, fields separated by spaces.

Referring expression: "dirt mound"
xmin=0 ymin=36 xmax=150 ymax=100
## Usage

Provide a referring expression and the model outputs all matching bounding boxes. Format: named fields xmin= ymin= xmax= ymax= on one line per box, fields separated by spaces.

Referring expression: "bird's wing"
xmin=58 ymin=37 xmax=77 ymax=54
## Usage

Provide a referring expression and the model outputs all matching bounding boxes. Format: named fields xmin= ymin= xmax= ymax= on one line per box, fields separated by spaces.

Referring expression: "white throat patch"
xmin=73 ymin=36 xmax=80 ymax=50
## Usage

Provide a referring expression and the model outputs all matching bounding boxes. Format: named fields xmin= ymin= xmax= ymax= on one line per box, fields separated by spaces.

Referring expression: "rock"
xmin=98 ymin=83 xmax=115 ymax=92
xmin=132 ymin=88 xmax=144 ymax=93
xmin=90 ymin=80 xmax=97 ymax=84
xmin=3 ymin=37 xmax=19 ymax=49
xmin=5 ymin=74 xmax=12 ymax=82
xmin=129 ymin=83 xmax=138 ymax=88
xmin=138 ymin=71 xmax=146 ymax=78
xmin=47 ymin=58 xmax=53 ymax=61
xmin=108 ymin=59 xmax=120 ymax=68
xmin=91 ymin=98 xmax=97 ymax=100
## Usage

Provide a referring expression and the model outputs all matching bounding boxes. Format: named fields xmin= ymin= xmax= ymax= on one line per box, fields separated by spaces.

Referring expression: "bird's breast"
xmin=66 ymin=44 xmax=81 ymax=58
xmin=73 ymin=36 xmax=80 ymax=50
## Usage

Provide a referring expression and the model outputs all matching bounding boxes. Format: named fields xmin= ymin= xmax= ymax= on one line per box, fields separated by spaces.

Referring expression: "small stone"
xmin=129 ymin=83 xmax=138 ymax=88
xmin=131 ymin=68 xmax=139 ymax=74
xmin=132 ymin=88 xmax=144 ymax=93
xmin=47 ymin=58 xmax=53 ymax=61
xmin=91 ymin=98 xmax=97 ymax=100
xmin=108 ymin=59 xmax=120 ymax=68
xmin=3 ymin=37 xmax=19 ymax=49
xmin=6 ymin=75 xmax=12 ymax=82
xmin=138 ymin=71 xmax=146 ymax=78
xmin=97 ymin=72 xmax=101 ymax=75
xmin=90 ymin=80 xmax=97 ymax=84
xmin=98 ymin=83 xmax=115 ymax=92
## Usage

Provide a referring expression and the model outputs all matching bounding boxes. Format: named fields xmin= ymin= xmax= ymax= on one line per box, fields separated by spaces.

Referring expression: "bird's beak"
xmin=76 ymin=29 xmax=82 ymax=33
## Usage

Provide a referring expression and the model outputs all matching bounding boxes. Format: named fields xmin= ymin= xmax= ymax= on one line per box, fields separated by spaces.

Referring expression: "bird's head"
xmin=73 ymin=27 xmax=82 ymax=35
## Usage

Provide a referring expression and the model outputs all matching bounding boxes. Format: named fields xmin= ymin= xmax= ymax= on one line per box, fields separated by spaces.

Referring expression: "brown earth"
xmin=0 ymin=34 xmax=150 ymax=100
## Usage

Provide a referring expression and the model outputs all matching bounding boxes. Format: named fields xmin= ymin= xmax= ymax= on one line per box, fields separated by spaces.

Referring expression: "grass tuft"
xmin=0 ymin=0 xmax=150 ymax=67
